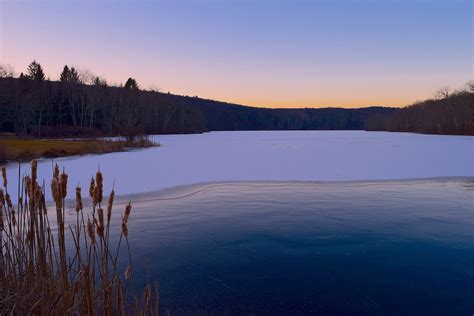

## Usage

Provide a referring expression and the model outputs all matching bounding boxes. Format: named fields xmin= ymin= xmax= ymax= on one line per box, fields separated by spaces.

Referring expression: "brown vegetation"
xmin=0 ymin=161 xmax=158 ymax=314
xmin=0 ymin=136 xmax=156 ymax=164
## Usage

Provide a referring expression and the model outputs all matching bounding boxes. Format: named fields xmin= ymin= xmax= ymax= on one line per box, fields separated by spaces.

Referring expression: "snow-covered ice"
xmin=4 ymin=131 xmax=474 ymax=199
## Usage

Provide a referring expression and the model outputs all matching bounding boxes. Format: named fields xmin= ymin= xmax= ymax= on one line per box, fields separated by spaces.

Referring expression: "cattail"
xmin=53 ymin=163 xmax=60 ymax=180
xmin=121 ymin=222 xmax=128 ymax=238
xmin=51 ymin=178 xmax=60 ymax=205
xmin=5 ymin=192 xmax=12 ymax=209
xmin=124 ymin=265 xmax=132 ymax=280
xmin=34 ymin=184 xmax=42 ymax=207
xmin=97 ymin=208 xmax=104 ymax=238
xmin=60 ymin=172 xmax=68 ymax=199
xmin=97 ymin=224 xmax=104 ymax=238
xmin=75 ymin=186 xmax=83 ymax=212
xmin=98 ymin=207 xmax=104 ymax=227
xmin=24 ymin=176 xmax=32 ymax=198
xmin=93 ymin=186 xmax=99 ymax=207
xmin=89 ymin=177 xmax=95 ymax=200
xmin=87 ymin=219 xmax=96 ymax=245
xmin=0 ymin=188 xmax=4 ymax=207
xmin=95 ymin=170 xmax=103 ymax=205
xmin=123 ymin=202 xmax=132 ymax=224
xmin=1 ymin=165 xmax=6 ymax=187
xmin=107 ymin=190 xmax=115 ymax=223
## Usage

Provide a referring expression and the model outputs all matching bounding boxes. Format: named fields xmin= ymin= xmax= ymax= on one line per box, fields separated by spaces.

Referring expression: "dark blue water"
xmin=111 ymin=179 xmax=473 ymax=315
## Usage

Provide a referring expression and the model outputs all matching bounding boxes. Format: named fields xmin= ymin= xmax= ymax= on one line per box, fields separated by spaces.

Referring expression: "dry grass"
xmin=0 ymin=161 xmax=158 ymax=314
xmin=0 ymin=136 xmax=157 ymax=163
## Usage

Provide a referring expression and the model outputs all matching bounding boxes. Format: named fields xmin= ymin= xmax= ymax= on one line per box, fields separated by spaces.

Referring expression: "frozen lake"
xmin=4 ymin=131 xmax=474 ymax=199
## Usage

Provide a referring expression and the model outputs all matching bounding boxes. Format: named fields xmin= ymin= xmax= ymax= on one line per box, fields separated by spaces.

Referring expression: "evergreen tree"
xmin=60 ymin=65 xmax=81 ymax=84
xmin=60 ymin=65 xmax=71 ymax=82
xmin=25 ymin=60 xmax=45 ymax=81
xmin=93 ymin=76 xmax=107 ymax=87
xmin=124 ymin=77 xmax=138 ymax=90
xmin=70 ymin=67 xmax=80 ymax=84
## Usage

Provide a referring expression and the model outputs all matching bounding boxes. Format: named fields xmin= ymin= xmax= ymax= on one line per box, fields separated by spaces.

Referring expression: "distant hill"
xmin=2 ymin=77 xmax=471 ymax=137
xmin=0 ymin=78 xmax=395 ymax=137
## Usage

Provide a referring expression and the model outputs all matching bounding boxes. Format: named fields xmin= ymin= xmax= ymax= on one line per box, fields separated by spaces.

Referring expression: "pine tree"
xmin=124 ymin=77 xmax=138 ymax=90
xmin=60 ymin=65 xmax=81 ymax=84
xmin=25 ymin=60 xmax=45 ymax=81
xmin=70 ymin=67 xmax=80 ymax=84
xmin=60 ymin=65 xmax=71 ymax=82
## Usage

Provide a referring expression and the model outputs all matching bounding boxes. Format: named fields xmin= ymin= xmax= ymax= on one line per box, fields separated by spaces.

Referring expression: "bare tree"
xmin=0 ymin=64 xmax=16 ymax=78
xmin=466 ymin=80 xmax=474 ymax=93
xmin=434 ymin=86 xmax=451 ymax=99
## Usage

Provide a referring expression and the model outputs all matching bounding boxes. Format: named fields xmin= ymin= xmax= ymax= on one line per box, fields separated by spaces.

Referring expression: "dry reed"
xmin=0 ymin=160 xmax=158 ymax=315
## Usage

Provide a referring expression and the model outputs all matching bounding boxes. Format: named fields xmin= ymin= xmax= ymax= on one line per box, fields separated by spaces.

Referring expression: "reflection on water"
xmin=71 ymin=179 xmax=474 ymax=314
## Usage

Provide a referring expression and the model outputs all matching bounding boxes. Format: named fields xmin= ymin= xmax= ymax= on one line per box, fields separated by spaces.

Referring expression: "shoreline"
xmin=0 ymin=135 xmax=158 ymax=164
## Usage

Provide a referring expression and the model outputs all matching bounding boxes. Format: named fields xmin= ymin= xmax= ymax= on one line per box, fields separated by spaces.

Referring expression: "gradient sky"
xmin=0 ymin=0 xmax=472 ymax=108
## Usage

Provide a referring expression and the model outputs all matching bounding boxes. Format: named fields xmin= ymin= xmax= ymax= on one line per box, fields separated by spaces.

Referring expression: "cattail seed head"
xmin=93 ymin=186 xmax=100 ymax=207
xmin=97 ymin=207 xmax=105 ymax=238
xmin=24 ymin=176 xmax=32 ymax=198
xmin=1 ymin=165 xmax=7 ymax=188
xmin=75 ymin=186 xmax=83 ymax=212
xmin=0 ymin=189 xmax=4 ymax=207
xmin=34 ymin=184 xmax=42 ymax=207
xmin=89 ymin=177 xmax=95 ymax=200
xmin=121 ymin=222 xmax=128 ymax=238
xmin=51 ymin=178 xmax=60 ymax=204
xmin=87 ymin=219 xmax=96 ymax=244
xmin=60 ymin=172 xmax=68 ymax=199
xmin=53 ymin=164 xmax=60 ymax=180
xmin=123 ymin=202 xmax=132 ymax=224
xmin=95 ymin=170 xmax=103 ymax=204
xmin=107 ymin=190 xmax=114 ymax=223
xmin=97 ymin=224 xmax=104 ymax=238
xmin=5 ymin=192 xmax=12 ymax=209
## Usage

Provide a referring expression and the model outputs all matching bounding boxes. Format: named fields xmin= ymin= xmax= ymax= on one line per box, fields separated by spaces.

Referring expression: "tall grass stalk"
xmin=0 ymin=161 xmax=158 ymax=315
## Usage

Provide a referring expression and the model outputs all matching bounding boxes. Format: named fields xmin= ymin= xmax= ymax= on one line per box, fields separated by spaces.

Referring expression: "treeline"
xmin=0 ymin=61 xmax=395 ymax=137
xmin=197 ymin=102 xmax=394 ymax=131
xmin=367 ymin=85 xmax=474 ymax=135
xmin=1 ymin=61 xmax=471 ymax=137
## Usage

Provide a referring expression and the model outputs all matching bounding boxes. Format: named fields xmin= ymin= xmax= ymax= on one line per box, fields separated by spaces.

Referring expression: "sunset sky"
xmin=0 ymin=0 xmax=472 ymax=108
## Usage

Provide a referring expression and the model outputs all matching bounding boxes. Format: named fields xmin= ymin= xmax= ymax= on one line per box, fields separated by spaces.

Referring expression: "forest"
xmin=366 ymin=86 xmax=474 ymax=135
xmin=0 ymin=61 xmax=472 ymax=137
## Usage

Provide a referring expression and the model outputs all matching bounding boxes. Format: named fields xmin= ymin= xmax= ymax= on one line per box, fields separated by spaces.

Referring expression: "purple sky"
xmin=1 ymin=0 xmax=472 ymax=108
